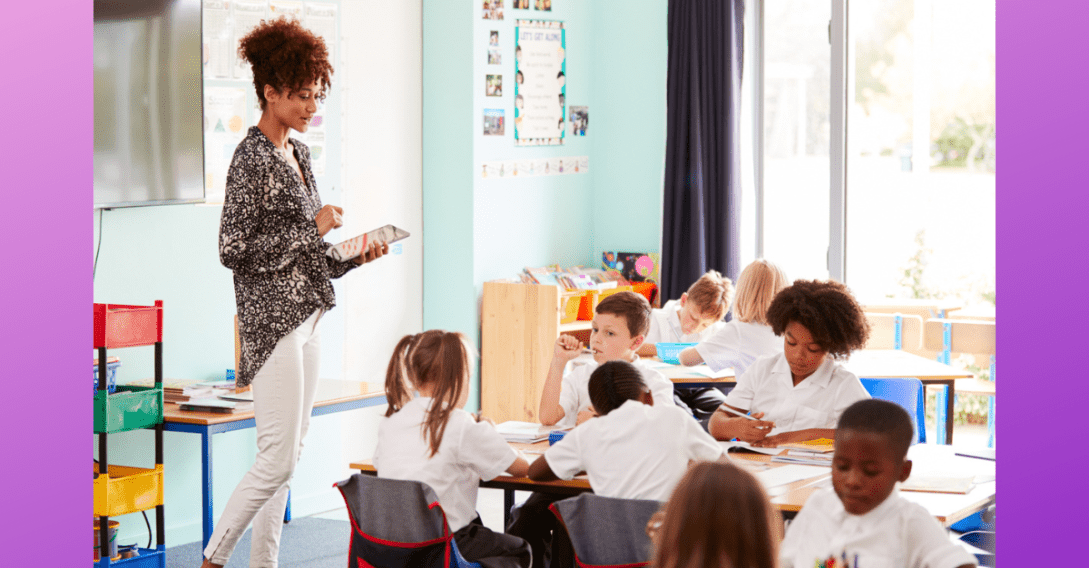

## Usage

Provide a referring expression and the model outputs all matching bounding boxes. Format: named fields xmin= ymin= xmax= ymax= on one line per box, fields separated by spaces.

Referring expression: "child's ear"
xmin=679 ymin=293 xmax=688 ymax=307
xmin=640 ymin=390 xmax=654 ymax=406
xmin=898 ymin=459 xmax=913 ymax=483
xmin=630 ymin=334 xmax=645 ymax=351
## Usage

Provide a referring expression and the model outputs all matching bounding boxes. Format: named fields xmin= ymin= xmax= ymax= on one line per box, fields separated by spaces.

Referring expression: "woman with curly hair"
xmin=707 ymin=279 xmax=871 ymax=447
xmin=205 ymin=17 xmax=388 ymax=568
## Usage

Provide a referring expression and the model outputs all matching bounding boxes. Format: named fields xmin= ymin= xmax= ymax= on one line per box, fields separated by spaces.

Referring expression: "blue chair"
xmin=860 ymin=377 xmax=927 ymax=444
xmin=335 ymin=474 xmax=481 ymax=568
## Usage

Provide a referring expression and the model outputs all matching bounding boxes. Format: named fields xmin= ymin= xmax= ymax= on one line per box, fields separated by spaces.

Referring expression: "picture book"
xmin=602 ymin=251 xmax=661 ymax=284
xmin=327 ymin=224 xmax=410 ymax=262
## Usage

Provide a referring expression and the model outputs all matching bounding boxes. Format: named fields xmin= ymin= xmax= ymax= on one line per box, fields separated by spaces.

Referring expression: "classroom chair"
xmin=924 ymin=318 xmax=997 ymax=447
xmin=863 ymin=312 xmax=924 ymax=352
xmin=548 ymin=493 xmax=662 ymax=568
xmin=859 ymin=377 xmax=927 ymax=444
xmin=334 ymin=474 xmax=481 ymax=568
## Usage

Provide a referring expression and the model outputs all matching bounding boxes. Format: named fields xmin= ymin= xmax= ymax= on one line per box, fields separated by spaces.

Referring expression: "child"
xmin=638 ymin=269 xmax=732 ymax=358
xmin=708 ymin=279 xmax=871 ymax=446
xmin=779 ymin=399 xmax=977 ymax=568
xmin=678 ymin=259 xmax=789 ymax=374
xmin=538 ymin=291 xmax=676 ymax=428
xmin=374 ymin=330 xmax=532 ymax=568
xmin=649 ymin=461 xmax=781 ymax=568
xmin=512 ymin=361 xmax=722 ymax=568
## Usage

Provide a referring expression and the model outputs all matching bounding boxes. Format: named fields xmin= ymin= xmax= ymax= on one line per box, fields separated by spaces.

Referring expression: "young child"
xmin=512 ymin=361 xmax=722 ymax=568
xmin=538 ymin=291 xmax=676 ymax=428
xmin=779 ymin=399 xmax=978 ymax=568
xmin=708 ymin=279 xmax=871 ymax=446
xmin=374 ymin=330 xmax=532 ymax=568
xmin=638 ymin=270 xmax=733 ymax=358
xmin=678 ymin=259 xmax=790 ymax=374
xmin=649 ymin=461 xmax=781 ymax=568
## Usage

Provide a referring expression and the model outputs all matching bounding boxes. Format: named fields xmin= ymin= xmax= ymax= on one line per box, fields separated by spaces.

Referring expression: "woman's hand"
xmin=315 ymin=205 xmax=344 ymax=237
xmin=354 ymin=241 xmax=389 ymax=265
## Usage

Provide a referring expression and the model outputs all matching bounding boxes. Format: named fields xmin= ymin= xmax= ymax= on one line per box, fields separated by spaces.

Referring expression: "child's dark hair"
xmin=766 ymin=279 xmax=870 ymax=358
xmin=384 ymin=330 xmax=473 ymax=457
xmin=588 ymin=361 xmax=648 ymax=415
xmin=837 ymin=399 xmax=914 ymax=460
xmin=595 ymin=291 xmax=652 ymax=338
xmin=652 ymin=461 xmax=780 ymax=568
xmin=238 ymin=17 xmax=333 ymax=111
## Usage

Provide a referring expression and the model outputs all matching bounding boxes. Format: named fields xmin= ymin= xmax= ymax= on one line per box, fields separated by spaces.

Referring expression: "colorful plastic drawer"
xmin=95 ymin=547 xmax=166 ymax=568
xmin=93 ymin=358 xmax=121 ymax=396
xmin=94 ymin=302 xmax=163 ymax=349
xmin=94 ymin=386 xmax=163 ymax=434
xmin=93 ymin=464 xmax=164 ymax=517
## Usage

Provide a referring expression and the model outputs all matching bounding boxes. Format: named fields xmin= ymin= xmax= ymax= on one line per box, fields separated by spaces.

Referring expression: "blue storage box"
xmin=656 ymin=343 xmax=698 ymax=365
xmin=549 ymin=430 xmax=567 ymax=445
xmin=93 ymin=358 xmax=121 ymax=395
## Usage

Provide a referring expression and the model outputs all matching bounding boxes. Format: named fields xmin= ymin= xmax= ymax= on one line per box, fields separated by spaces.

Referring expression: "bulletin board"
xmin=513 ymin=19 xmax=566 ymax=146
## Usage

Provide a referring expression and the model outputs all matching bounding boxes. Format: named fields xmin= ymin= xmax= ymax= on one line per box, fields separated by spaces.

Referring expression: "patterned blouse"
xmin=219 ymin=126 xmax=357 ymax=387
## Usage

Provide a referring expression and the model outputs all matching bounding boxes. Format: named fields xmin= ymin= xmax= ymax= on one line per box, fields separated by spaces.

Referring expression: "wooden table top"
xmin=164 ymin=379 xmax=384 ymax=426
xmin=350 ymin=441 xmax=993 ymax=527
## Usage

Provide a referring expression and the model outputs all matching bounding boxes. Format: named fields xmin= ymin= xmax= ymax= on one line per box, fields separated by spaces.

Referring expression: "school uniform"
xmin=780 ymin=487 xmax=978 ymax=568
xmin=375 ymin=397 xmax=531 ymax=568
xmin=555 ymin=356 xmax=674 ymax=429
xmin=644 ymin=300 xmax=726 ymax=345
xmin=722 ymin=353 xmax=870 ymax=436
xmin=694 ymin=320 xmax=782 ymax=374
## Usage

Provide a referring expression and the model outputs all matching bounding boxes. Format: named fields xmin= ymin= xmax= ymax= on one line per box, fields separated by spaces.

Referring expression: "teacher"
xmin=203 ymin=17 xmax=388 ymax=568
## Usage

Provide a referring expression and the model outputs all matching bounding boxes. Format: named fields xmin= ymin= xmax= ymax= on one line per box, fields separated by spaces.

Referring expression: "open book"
xmin=326 ymin=224 xmax=410 ymax=262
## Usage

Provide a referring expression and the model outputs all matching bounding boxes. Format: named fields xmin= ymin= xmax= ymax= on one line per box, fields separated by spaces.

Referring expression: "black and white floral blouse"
xmin=219 ymin=126 xmax=357 ymax=387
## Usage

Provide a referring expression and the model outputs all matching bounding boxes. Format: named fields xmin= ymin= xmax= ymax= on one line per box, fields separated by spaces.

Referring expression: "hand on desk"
xmin=709 ymin=409 xmax=774 ymax=443
xmin=576 ymin=407 xmax=597 ymax=425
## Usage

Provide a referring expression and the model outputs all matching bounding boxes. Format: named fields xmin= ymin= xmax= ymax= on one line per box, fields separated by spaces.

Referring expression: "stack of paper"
xmin=772 ymin=449 xmax=834 ymax=466
xmin=495 ymin=421 xmax=553 ymax=443
xmin=180 ymin=397 xmax=254 ymax=414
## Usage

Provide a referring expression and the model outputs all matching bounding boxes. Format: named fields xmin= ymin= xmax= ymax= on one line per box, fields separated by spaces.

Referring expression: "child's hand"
xmin=576 ymin=407 xmax=597 ymax=424
xmin=734 ymin=413 xmax=775 ymax=443
xmin=553 ymin=334 xmax=584 ymax=362
xmin=645 ymin=510 xmax=665 ymax=542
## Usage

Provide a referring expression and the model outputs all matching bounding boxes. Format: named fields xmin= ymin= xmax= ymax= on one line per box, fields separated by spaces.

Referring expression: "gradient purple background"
xmin=2 ymin=0 xmax=1085 ymax=565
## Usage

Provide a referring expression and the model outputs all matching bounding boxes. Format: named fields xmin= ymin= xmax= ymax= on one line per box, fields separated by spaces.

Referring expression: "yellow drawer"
xmin=93 ymin=464 xmax=164 ymax=517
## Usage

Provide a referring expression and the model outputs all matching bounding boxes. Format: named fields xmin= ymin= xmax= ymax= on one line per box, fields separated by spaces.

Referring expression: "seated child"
xmin=375 ymin=330 xmax=532 ymax=568
xmin=779 ymin=399 xmax=978 ymax=568
xmin=538 ymin=290 xmax=675 ymax=428
xmin=649 ymin=461 xmax=781 ymax=568
xmin=512 ymin=361 xmax=722 ymax=568
xmin=708 ymin=279 xmax=871 ymax=446
xmin=638 ymin=269 xmax=732 ymax=358
xmin=679 ymin=259 xmax=789 ymax=374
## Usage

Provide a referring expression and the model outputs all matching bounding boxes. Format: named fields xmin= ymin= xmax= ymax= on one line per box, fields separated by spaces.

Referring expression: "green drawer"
xmin=94 ymin=386 xmax=163 ymax=434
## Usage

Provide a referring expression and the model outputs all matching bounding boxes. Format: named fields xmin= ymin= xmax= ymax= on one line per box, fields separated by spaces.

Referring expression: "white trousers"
xmin=204 ymin=309 xmax=323 ymax=567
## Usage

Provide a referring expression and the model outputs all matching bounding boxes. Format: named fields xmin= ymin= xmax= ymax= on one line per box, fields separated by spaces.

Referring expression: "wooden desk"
xmin=350 ymin=442 xmax=994 ymax=528
xmin=164 ymin=380 xmax=387 ymax=549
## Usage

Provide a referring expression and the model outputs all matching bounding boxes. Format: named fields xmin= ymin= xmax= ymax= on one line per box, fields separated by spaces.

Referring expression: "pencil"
xmin=717 ymin=405 xmax=758 ymax=421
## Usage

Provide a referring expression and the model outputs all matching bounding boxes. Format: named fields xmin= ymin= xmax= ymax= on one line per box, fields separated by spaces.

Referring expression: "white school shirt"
xmin=722 ymin=353 xmax=870 ymax=436
xmin=780 ymin=487 xmax=977 ymax=568
xmin=544 ymin=400 xmax=723 ymax=501
xmin=556 ymin=357 xmax=675 ymax=429
xmin=694 ymin=320 xmax=783 ymax=374
xmin=644 ymin=300 xmax=726 ymax=345
xmin=374 ymin=397 xmax=518 ymax=531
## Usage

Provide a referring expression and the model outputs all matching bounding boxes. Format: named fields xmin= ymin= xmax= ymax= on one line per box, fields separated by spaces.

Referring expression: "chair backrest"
xmin=923 ymin=318 xmax=996 ymax=355
xmin=859 ymin=377 xmax=926 ymax=444
xmin=863 ymin=312 xmax=924 ymax=351
xmin=550 ymin=493 xmax=662 ymax=567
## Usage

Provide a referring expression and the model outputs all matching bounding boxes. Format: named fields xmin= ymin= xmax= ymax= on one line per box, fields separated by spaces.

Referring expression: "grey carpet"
xmin=165 ymin=518 xmax=351 ymax=568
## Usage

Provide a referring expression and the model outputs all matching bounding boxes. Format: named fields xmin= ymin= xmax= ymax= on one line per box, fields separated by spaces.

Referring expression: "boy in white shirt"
xmin=538 ymin=291 xmax=675 ymax=429
xmin=780 ymin=399 xmax=977 ymax=568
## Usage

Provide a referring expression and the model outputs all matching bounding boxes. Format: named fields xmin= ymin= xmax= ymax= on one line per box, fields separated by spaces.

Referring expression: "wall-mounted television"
xmin=94 ymin=0 xmax=204 ymax=209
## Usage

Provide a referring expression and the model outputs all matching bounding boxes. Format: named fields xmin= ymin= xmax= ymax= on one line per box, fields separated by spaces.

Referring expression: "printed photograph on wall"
xmin=514 ymin=19 xmax=565 ymax=146
xmin=513 ymin=0 xmax=530 ymax=8
xmin=483 ymin=109 xmax=505 ymax=136
xmin=488 ymin=48 xmax=502 ymax=65
xmin=534 ymin=0 xmax=552 ymax=11
xmin=490 ymin=30 xmax=499 ymax=45
xmin=569 ymin=106 xmax=588 ymax=135
xmin=483 ymin=0 xmax=504 ymax=20
xmin=486 ymin=74 xmax=503 ymax=96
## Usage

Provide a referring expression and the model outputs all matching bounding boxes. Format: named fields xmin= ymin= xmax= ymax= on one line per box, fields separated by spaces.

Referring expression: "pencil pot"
xmin=656 ymin=343 xmax=697 ymax=365
xmin=549 ymin=430 xmax=567 ymax=445
xmin=93 ymin=358 xmax=121 ymax=396
xmin=93 ymin=518 xmax=120 ymax=562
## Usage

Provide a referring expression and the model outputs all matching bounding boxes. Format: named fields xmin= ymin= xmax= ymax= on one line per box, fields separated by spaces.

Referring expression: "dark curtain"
xmin=660 ymin=0 xmax=745 ymax=302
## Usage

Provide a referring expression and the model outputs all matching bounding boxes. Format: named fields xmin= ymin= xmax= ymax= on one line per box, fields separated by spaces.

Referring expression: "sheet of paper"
xmin=719 ymin=441 xmax=783 ymax=456
xmin=231 ymin=1 xmax=268 ymax=81
xmin=202 ymin=0 xmax=232 ymax=78
xmin=752 ymin=464 xmax=830 ymax=489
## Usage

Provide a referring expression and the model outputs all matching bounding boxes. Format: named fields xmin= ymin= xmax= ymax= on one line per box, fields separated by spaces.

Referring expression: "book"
xmin=495 ymin=421 xmax=554 ymax=443
xmin=778 ymin=438 xmax=835 ymax=453
xmin=718 ymin=441 xmax=784 ymax=456
xmin=218 ymin=391 xmax=255 ymax=403
xmin=180 ymin=397 xmax=254 ymax=414
xmin=326 ymin=224 xmax=410 ymax=262
xmin=900 ymin=475 xmax=976 ymax=495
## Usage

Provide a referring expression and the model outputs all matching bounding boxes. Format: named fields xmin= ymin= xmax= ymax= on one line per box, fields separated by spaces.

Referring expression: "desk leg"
xmin=504 ymin=489 xmax=515 ymax=529
xmin=935 ymin=381 xmax=955 ymax=445
xmin=202 ymin=429 xmax=213 ymax=550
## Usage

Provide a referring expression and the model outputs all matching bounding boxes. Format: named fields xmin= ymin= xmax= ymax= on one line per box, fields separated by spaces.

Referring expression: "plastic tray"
xmin=93 ymin=464 xmax=164 ymax=517
xmin=656 ymin=342 xmax=698 ymax=365
xmin=93 ymin=359 xmax=121 ymax=396
xmin=94 ymin=302 xmax=163 ymax=348
xmin=94 ymin=386 xmax=163 ymax=434
xmin=95 ymin=547 xmax=166 ymax=568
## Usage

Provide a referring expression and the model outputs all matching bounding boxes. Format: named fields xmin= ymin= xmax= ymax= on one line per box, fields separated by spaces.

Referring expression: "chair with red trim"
xmin=335 ymin=474 xmax=481 ymax=568
xmin=548 ymin=493 xmax=662 ymax=568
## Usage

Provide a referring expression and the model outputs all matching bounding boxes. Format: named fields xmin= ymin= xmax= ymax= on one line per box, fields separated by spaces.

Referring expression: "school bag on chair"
xmin=549 ymin=493 xmax=662 ymax=568
xmin=335 ymin=474 xmax=481 ymax=568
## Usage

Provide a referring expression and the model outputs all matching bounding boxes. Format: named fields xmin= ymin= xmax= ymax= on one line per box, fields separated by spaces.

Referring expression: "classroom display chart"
xmin=514 ymin=19 xmax=565 ymax=146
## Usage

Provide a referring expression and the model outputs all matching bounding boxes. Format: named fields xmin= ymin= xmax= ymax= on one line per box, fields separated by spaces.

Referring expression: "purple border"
xmin=999 ymin=1 xmax=1088 ymax=564
xmin=2 ymin=0 xmax=89 ymax=564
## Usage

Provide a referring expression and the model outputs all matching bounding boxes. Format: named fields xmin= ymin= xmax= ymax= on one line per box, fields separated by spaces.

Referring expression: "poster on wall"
xmin=203 ymin=0 xmax=232 ymax=78
xmin=231 ymin=1 xmax=268 ymax=81
xmin=514 ymin=19 xmax=565 ymax=146
xmin=483 ymin=109 xmax=505 ymax=136
xmin=305 ymin=3 xmax=338 ymax=67
xmin=569 ymin=105 xmax=588 ymax=135
xmin=203 ymin=87 xmax=250 ymax=202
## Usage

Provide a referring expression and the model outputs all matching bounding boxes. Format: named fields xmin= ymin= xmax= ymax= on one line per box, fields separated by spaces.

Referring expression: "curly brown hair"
xmin=237 ymin=17 xmax=333 ymax=111
xmin=766 ymin=279 xmax=870 ymax=359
